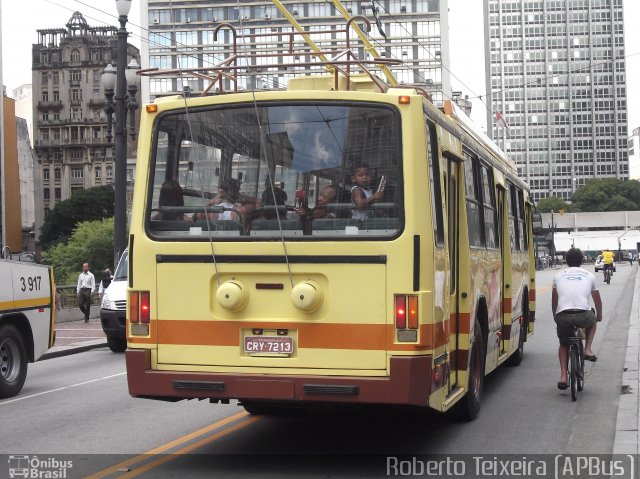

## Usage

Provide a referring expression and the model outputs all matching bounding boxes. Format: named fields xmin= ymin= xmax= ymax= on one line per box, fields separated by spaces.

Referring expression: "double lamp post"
xmin=101 ymin=0 xmax=139 ymax=267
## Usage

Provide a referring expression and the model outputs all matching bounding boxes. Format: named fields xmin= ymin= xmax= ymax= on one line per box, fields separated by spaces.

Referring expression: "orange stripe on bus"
xmin=449 ymin=312 xmax=470 ymax=334
xmin=0 ymin=296 xmax=51 ymax=312
xmin=132 ymin=320 xmax=453 ymax=352
xmin=502 ymin=298 xmax=512 ymax=314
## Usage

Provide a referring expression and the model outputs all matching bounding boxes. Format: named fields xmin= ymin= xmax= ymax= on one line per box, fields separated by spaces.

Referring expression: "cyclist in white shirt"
xmin=552 ymin=247 xmax=602 ymax=390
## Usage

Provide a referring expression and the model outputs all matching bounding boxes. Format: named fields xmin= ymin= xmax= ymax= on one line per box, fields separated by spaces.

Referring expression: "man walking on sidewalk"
xmin=76 ymin=262 xmax=95 ymax=323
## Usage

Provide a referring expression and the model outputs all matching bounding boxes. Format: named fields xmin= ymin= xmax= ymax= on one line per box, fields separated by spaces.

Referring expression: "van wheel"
xmin=454 ymin=318 xmax=485 ymax=421
xmin=0 ymin=323 xmax=28 ymax=399
xmin=107 ymin=336 xmax=127 ymax=353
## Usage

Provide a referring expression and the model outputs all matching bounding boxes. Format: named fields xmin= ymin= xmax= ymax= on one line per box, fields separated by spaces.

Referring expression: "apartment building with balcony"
xmin=32 ymin=11 xmax=140 ymax=237
xmin=142 ymin=0 xmax=451 ymax=105
xmin=484 ymin=0 xmax=629 ymax=204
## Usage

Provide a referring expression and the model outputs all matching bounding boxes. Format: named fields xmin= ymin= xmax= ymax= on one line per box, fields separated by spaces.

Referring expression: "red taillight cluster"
xmin=395 ymin=295 xmax=418 ymax=330
xmin=129 ymin=291 xmax=150 ymax=324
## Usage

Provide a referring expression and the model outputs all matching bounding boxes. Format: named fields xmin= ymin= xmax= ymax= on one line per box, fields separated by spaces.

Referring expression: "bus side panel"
xmin=10 ymin=262 xmax=54 ymax=360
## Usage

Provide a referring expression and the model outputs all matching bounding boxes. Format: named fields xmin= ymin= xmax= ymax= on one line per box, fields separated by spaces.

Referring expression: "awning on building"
xmin=553 ymin=230 xmax=640 ymax=254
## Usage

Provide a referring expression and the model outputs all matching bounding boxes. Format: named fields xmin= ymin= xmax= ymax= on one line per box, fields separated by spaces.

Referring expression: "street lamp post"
xmin=102 ymin=0 xmax=139 ymax=268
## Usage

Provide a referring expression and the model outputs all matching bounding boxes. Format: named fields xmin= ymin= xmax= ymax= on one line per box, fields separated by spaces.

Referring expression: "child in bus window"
xmin=350 ymin=162 xmax=384 ymax=220
xmin=295 ymin=184 xmax=339 ymax=220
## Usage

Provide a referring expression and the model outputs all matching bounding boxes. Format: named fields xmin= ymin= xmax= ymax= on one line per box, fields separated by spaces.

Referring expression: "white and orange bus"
xmin=1 ymin=257 xmax=56 ymax=398
xmin=125 ymin=20 xmax=534 ymax=420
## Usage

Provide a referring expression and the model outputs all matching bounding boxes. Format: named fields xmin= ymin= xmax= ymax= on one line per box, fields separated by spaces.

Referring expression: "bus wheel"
xmin=506 ymin=318 xmax=526 ymax=367
xmin=107 ymin=336 xmax=127 ymax=353
xmin=455 ymin=318 xmax=484 ymax=421
xmin=0 ymin=323 xmax=28 ymax=399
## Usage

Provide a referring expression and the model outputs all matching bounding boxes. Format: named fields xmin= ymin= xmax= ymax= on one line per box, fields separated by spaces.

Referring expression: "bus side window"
xmin=426 ymin=121 xmax=444 ymax=246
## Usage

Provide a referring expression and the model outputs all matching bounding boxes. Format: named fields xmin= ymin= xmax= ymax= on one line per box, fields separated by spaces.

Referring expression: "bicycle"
xmin=568 ymin=325 xmax=585 ymax=401
xmin=603 ymin=265 xmax=611 ymax=284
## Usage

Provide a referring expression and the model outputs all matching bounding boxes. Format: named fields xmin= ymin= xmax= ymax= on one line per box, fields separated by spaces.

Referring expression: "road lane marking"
xmin=0 ymin=372 xmax=126 ymax=406
xmin=86 ymin=410 xmax=251 ymax=479
xmin=119 ymin=415 xmax=261 ymax=478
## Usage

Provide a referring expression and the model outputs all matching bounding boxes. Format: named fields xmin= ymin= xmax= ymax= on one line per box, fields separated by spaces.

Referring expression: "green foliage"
xmin=39 ymin=186 xmax=114 ymax=248
xmin=571 ymin=179 xmax=640 ymax=212
xmin=535 ymin=196 xmax=574 ymax=213
xmin=41 ymin=218 xmax=114 ymax=285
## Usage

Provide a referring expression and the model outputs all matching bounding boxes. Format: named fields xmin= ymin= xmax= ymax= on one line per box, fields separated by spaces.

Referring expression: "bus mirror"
xmin=532 ymin=213 xmax=543 ymax=234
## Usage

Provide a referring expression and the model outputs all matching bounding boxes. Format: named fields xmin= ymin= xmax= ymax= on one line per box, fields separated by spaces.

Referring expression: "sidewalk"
xmin=613 ymin=265 xmax=640 ymax=454
xmin=41 ymin=316 xmax=108 ymax=360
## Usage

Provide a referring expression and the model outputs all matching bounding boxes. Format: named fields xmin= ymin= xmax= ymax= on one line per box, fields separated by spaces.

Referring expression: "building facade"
xmin=32 ymin=12 xmax=140 ymax=238
xmin=142 ymin=0 xmax=451 ymax=104
xmin=629 ymin=127 xmax=640 ymax=180
xmin=484 ymin=0 xmax=628 ymax=204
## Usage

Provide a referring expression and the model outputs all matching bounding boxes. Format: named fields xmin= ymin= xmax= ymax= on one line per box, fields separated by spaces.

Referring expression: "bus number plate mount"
xmin=244 ymin=336 xmax=294 ymax=356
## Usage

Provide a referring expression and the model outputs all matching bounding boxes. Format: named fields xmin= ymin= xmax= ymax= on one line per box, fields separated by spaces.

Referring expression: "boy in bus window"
xmin=294 ymin=184 xmax=339 ymax=220
xmin=350 ymin=162 xmax=384 ymax=220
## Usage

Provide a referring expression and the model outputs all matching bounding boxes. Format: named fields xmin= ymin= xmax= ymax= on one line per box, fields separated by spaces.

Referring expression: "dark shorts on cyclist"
xmin=554 ymin=309 xmax=596 ymax=346
xmin=604 ymin=263 xmax=613 ymax=271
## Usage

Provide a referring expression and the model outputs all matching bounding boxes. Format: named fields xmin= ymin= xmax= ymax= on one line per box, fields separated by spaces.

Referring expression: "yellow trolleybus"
xmin=125 ymin=18 xmax=534 ymax=420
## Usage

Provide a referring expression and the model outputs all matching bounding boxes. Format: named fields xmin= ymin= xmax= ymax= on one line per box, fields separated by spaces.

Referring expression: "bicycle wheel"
xmin=577 ymin=341 xmax=584 ymax=391
xmin=605 ymin=269 xmax=611 ymax=284
xmin=569 ymin=345 xmax=578 ymax=401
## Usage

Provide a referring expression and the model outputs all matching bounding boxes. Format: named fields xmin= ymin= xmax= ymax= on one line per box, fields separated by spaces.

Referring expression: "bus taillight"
xmin=129 ymin=292 xmax=139 ymax=323
xmin=407 ymin=296 xmax=419 ymax=329
xmin=129 ymin=291 xmax=150 ymax=324
xmin=395 ymin=295 xmax=419 ymax=331
xmin=395 ymin=296 xmax=407 ymax=329
xmin=140 ymin=292 xmax=150 ymax=323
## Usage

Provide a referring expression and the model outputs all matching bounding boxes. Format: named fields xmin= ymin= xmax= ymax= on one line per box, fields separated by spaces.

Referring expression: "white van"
xmin=100 ymin=249 xmax=127 ymax=352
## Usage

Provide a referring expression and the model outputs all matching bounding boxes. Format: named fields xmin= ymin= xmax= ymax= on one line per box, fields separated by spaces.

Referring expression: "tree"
xmin=41 ymin=218 xmax=114 ymax=285
xmin=39 ymin=186 xmax=114 ymax=248
xmin=535 ymin=196 xmax=573 ymax=213
xmin=571 ymin=179 xmax=640 ymax=212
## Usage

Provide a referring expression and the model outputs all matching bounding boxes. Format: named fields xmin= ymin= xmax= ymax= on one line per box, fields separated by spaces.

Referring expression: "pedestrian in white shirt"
xmin=76 ymin=262 xmax=95 ymax=323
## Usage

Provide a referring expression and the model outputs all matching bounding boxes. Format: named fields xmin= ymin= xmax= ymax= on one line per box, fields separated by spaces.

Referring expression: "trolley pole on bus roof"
xmin=101 ymin=0 xmax=140 ymax=268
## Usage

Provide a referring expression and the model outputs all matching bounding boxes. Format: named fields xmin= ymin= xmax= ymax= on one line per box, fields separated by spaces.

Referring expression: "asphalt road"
xmin=1 ymin=263 xmax=636 ymax=478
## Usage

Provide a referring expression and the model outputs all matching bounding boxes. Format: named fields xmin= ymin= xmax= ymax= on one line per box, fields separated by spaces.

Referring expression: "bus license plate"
xmin=244 ymin=336 xmax=293 ymax=355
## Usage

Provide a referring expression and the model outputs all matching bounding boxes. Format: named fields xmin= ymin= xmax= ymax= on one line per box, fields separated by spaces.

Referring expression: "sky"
xmin=1 ymin=0 xmax=639 ymax=134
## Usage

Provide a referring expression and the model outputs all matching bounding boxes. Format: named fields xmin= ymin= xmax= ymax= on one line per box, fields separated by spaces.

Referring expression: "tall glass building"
xmin=142 ymin=0 xmax=452 ymax=105
xmin=483 ymin=0 xmax=628 ymax=203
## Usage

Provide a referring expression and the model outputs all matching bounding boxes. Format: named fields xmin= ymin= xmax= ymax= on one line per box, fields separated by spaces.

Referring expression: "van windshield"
xmin=147 ymin=102 xmax=403 ymax=240
xmin=114 ymin=251 xmax=128 ymax=280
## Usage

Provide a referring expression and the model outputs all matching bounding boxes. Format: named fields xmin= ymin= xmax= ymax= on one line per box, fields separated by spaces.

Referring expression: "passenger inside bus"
xmin=294 ymin=184 xmax=339 ymax=220
xmin=196 ymin=178 xmax=240 ymax=222
xmin=350 ymin=162 xmax=385 ymax=220
xmin=151 ymin=180 xmax=192 ymax=221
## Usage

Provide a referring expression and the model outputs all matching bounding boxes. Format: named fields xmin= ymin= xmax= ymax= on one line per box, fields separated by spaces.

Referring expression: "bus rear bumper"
xmin=126 ymin=349 xmax=432 ymax=407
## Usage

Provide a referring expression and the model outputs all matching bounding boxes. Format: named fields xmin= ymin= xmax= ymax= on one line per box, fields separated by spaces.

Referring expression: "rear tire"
xmin=0 ymin=323 xmax=28 ymax=399
xmin=107 ymin=336 xmax=127 ymax=353
xmin=455 ymin=318 xmax=485 ymax=421
xmin=569 ymin=347 xmax=578 ymax=401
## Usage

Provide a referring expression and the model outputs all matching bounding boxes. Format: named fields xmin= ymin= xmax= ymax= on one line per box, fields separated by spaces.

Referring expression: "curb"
xmin=40 ymin=340 xmax=109 ymax=361
xmin=613 ymin=266 xmax=640 ymax=454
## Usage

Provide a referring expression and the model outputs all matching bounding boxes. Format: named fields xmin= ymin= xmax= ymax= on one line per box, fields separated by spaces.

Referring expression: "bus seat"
xmin=149 ymin=220 xmax=191 ymax=232
xmin=361 ymin=217 xmax=400 ymax=231
xmin=311 ymin=218 xmax=362 ymax=236
xmin=250 ymin=219 xmax=303 ymax=236
xmin=192 ymin=220 xmax=241 ymax=236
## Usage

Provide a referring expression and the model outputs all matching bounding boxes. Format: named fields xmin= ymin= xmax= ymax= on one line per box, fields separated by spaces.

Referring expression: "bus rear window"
xmin=147 ymin=103 xmax=403 ymax=240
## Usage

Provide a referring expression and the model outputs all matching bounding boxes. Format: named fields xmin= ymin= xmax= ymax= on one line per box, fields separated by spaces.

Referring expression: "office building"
xmin=484 ymin=0 xmax=628 ymax=203
xmin=143 ymin=0 xmax=451 ymax=105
